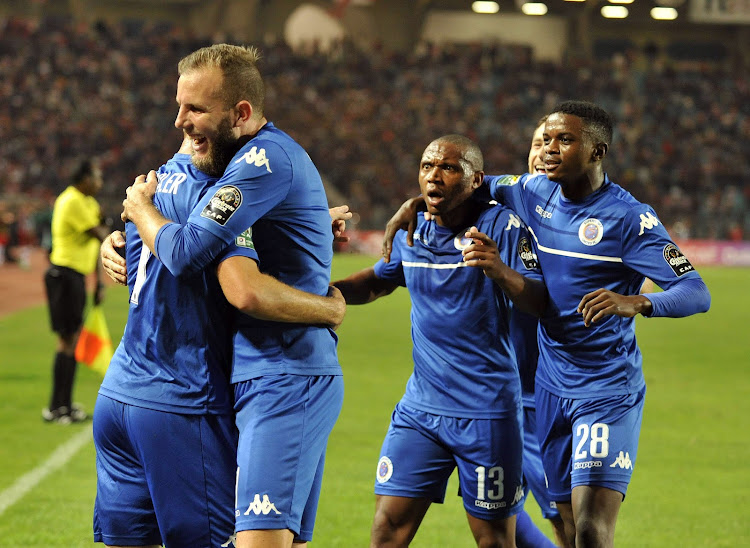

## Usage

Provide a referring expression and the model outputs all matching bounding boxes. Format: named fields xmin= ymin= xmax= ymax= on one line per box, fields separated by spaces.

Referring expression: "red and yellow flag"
xmin=75 ymin=305 xmax=113 ymax=376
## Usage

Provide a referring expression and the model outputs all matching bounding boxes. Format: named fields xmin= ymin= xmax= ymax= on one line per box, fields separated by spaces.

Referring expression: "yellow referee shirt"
xmin=49 ymin=185 xmax=102 ymax=275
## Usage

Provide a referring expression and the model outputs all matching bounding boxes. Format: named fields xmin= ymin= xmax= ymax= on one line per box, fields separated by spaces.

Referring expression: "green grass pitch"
xmin=0 ymin=257 xmax=747 ymax=546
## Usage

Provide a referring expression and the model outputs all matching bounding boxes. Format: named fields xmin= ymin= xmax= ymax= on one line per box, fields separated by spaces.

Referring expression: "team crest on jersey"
xmin=454 ymin=234 xmax=472 ymax=251
xmin=663 ymin=243 xmax=694 ymax=276
xmin=236 ymin=227 xmax=255 ymax=249
xmin=376 ymin=456 xmax=393 ymax=484
xmin=201 ymin=185 xmax=242 ymax=226
xmin=517 ymin=236 xmax=539 ymax=270
xmin=578 ymin=218 xmax=603 ymax=246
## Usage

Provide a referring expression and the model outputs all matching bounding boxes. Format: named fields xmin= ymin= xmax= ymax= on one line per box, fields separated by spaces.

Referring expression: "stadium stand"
xmin=0 ymin=13 xmax=747 ymax=244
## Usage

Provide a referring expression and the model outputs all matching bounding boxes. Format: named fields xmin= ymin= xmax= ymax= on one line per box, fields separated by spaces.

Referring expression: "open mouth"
xmin=425 ymin=190 xmax=444 ymax=208
xmin=191 ymin=135 xmax=208 ymax=153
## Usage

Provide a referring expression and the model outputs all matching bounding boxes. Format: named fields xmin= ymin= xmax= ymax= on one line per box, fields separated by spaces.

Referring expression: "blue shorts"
xmin=93 ymin=395 xmax=237 ymax=548
xmin=522 ymin=406 xmax=560 ymax=520
xmin=535 ymin=386 xmax=646 ymax=502
xmin=233 ymin=374 xmax=343 ymax=542
xmin=375 ymin=402 xmax=525 ymax=520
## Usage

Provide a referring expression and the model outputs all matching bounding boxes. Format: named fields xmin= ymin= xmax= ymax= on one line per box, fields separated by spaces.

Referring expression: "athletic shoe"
xmin=42 ymin=406 xmax=71 ymax=424
xmin=42 ymin=405 xmax=87 ymax=424
xmin=69 ymin=403 xmax=88 ymax=422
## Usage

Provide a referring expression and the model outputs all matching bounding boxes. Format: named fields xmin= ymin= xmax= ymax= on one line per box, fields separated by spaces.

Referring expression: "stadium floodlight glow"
xmin=472 ymin=1 xmax=500 ymax=13
xmin=601 ymin=5 xmax=629 ymax=17
xmin=608 ymin=0 xmax=634 ymax=4
xmin=521 ymin=2 xmax=548 ymax=15
xmin=564 ymin=0 xmax=585 ymax=2
xmin=651 ymin=6 xmax=678 ymax=19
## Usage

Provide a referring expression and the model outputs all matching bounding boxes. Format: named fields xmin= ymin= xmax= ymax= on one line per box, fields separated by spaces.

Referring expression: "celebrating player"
xmin=382 ymin=101 xmax=710 ymax=548
xmin=334 ymin=135 xmax=546 ymax=547
xmin=121 ymin=44 xmax=343 ymax=548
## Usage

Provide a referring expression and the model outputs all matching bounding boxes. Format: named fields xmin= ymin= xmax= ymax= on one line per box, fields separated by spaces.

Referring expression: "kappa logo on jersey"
xmin=496 ymin=174 xmax=521 ymax=187
xmin=578 ymin=218 xmax=604 ymax=246
xmin=512 ymin=485 xmax=524 ymax=505
xmin=517 ymin=236 xmax=539 ymax=270
xmin=243 ymin=494 xmax=282 ymax=516
xmin=638 ymin=212 xmax=660 ymax=236
xmin=236 ymin=227 xmax=255 ymax=249
xmin=505 ymin=213 xmax=522 ymax=231
xmin=535 ymin=204 xmax=553 ymax=219
xmin=609 ymin=451 xmax=633 ymax=470
xmin=201 ymin=185 xmax=242 ymax=226
xmin=663 ymin=243 xmax=694 ymax=276
xmin=235 ymin=146 xmax=272 ymax=173
xmin=376 ymin=456 xmax=393 ymax=484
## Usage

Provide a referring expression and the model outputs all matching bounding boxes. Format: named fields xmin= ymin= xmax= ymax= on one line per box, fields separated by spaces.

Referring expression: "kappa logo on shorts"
xmin=609 ymin=451 xmax=633 ymax=470
xmin=201 ymin=185 xmax=242 ymax=226
xmin=512 ymin=485 xmax=525 ymax=505
xmin=376 ymin=456 xmax=393 ymax=484
xmin=220 ymin=534 xmax=237 ymax=547
xmin=243 ymin=494 xmax=282 ymax=516
xmin=517 ymin=236 xmax=539 ymax=270
xmin=663 ymin=243 xmax=695 ymax=276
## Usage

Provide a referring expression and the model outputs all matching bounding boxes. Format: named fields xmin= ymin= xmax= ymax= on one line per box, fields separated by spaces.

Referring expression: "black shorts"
xmin=44 ymin=265 xmax=86 ymax=336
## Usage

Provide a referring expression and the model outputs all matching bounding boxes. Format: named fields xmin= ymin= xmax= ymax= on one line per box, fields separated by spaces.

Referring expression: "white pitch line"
xmin=0 ymin=424 xmax=93 ymax=516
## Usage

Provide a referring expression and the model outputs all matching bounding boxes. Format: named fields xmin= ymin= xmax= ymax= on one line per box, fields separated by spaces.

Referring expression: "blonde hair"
xmin=178 ymin=44 xmax=265 ymax=116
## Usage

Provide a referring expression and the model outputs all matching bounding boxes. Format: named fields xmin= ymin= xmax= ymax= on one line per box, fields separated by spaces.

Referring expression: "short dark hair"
xmin=551 ymin=100 xmax=613 ymax=146
xmin=433 ymin=134 xmax=484 ymax=172
xmin=71 ymin=159 xmax=96 ymax=185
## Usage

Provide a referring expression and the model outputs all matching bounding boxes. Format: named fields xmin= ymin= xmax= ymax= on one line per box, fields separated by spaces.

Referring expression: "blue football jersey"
xmin=99 ymin=153 xmax=258 ymax=414
xmin=486 ymin=173 xmax=706 ymax=398
xmin=153 ymin=123 xmax=341 ymax=381
xmin=374 ymin=206 xmax=542 ymax=419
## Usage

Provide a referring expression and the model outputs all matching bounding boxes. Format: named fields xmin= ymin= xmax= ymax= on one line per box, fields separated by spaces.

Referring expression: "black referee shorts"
xmin=44 ymin=264 xmax=86 ymax=336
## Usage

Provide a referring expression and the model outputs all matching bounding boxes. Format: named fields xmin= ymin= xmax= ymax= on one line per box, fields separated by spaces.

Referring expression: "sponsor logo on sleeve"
xmin=663 ymin=243 xmax=694 ymax=276
xmin=496 ymin=175 xmax=521 ymax=187
xmin=578 ymin=218 xmax=603 ymax=246
xmin=638 ymin=212 xmax=660 ymax=236
xmin=236 ymin=227 xmax=255 ymax=249
xmin=235 ymin=146 xmax=272 ymax=173
xmin=517 ymin=236 xmax=539 ymax=270
xmin=200 ymin=185 xmax=242 ymax=226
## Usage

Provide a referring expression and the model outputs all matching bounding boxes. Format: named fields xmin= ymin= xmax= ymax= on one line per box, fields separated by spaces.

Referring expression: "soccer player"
xmin=121 ymin=44 xmax=343 ymax=548
xmin=95 ymin=134 xmax=344 ymax=548
xmin=382 ymin=101 xmax=711 ymax=548
xmin=42 ymin=159 xmax=109 ymax=424
xmin=512 ymin=115 xmax=566 ymax=548
xmin=333 ymin=135 xmax=546 ymax=547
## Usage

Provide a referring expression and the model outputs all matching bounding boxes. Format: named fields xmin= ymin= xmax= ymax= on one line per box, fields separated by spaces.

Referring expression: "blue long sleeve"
xmin=644 ymin=277 xmax=711 ymax=318
xmin=154 ymin=222 xmax=228 ymax=277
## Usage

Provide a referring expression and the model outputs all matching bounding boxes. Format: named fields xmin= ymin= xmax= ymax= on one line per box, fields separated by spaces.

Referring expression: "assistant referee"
xmin=43 ymin=159 xmax=109 ymax=424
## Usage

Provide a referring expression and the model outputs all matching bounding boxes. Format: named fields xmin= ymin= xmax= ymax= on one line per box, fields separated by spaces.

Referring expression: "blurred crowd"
xmin=0 ymin=14 xmax=748 ymax=252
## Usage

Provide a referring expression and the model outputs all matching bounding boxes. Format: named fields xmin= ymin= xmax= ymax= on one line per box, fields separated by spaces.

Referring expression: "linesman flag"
xmin=75 ymin=305 xmax=113 ymax=376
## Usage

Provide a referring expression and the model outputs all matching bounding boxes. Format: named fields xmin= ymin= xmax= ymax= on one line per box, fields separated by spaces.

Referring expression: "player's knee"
xmin=370 ymin=509 xmax=410 ymax=547
xmin=575 ymin=515 xmax=613 ymax=548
